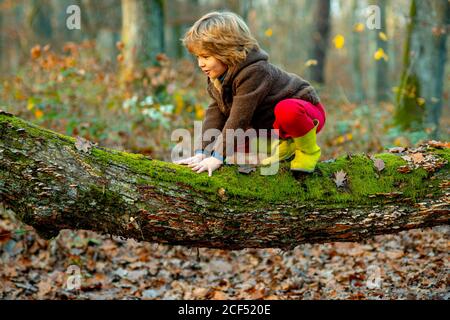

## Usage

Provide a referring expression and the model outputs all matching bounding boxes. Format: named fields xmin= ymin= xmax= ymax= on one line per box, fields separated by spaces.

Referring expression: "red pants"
xmin=273 ymin=99 xmax=326 ymax=139
xmin=234 ymin=99 xmax=326 ymax=153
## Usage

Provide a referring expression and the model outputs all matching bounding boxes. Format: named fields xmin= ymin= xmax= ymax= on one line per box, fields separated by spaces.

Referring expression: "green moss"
xmin=433 ymin=148 xmax=450 ymax=163
xmin=0 ymin=113 xmax=75 ymax=144
xmin=2 ymin=114 xmax=447 ymax=207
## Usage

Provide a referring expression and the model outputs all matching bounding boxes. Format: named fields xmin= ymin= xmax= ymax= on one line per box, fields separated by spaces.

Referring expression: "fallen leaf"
xmin=75 ymin=136 xmax=96 ymax=154
xmin=373 ymin=158 xmax=385 ymax=172
xmin=217 ymin=188 xmax=228 ymax=201
xmin=37 ymin=278 xmax=53 ymax=299
xmin=387 ymin=147 xmax=406 ymax=153
xmin=428 ymin=141 xmax=450 ymax=149
xmin=411 ymin=153 xmax=425 ymax=164
xmin=333 ymin=170 xmax=347 ymax=187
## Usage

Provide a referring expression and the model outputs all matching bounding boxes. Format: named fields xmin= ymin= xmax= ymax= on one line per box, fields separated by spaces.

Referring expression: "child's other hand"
xmin=174 ymin=153 xmax=206 ymax=165
xmin=188 ymin=157 xmax=223 ymax=177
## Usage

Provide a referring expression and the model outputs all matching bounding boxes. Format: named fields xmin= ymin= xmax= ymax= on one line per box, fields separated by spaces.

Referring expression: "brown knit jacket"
xmin=201 ymin=47 xmax=321 ymax=158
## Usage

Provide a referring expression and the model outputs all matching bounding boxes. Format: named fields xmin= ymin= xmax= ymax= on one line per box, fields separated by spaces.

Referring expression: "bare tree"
xmin=395 ymin=0 xmax=449 ymax=138
xmin=120 ymin=0 xmax=165 ymax=81
xmin=309 ymin=0 xmax=331 ymax=84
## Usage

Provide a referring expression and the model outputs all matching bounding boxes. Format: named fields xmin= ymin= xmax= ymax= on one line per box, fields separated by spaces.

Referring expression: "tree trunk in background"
xmin=49 ymin=0 xmax=83 ymax=44
xmin=120 ymin=0 xmax=165 ymax=82
xmin=224 ymin=0 xmax=251 ymax=20
xmin=309 ymin=0 xmax=331 ymax=84
xmin=165 ymin=0 xmax=199 ymax=60
xmin=1 ymin=113 xmax=449 ymax=249
xmin=395 ymin=0 xmax=449 ymax=138
xmin=23 ymin=0 xmax=53 ymax=47
xmin=81 ymin=0 xmax=122 ymax=64
xmin=351 ymin=0 xmax=366 ymax=103
xmin=374 ymin=0 xmax=389 ymax=102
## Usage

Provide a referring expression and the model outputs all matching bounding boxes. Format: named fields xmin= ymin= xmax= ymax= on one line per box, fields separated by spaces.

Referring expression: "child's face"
xmin=196 ymin=53 xmax=228 ymax=79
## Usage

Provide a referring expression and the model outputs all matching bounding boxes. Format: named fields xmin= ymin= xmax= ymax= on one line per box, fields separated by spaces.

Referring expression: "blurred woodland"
xmin=0 ymin=0 xmax=449 ymax=300
xmin=0 ymin=0 xmax=448 ymax=161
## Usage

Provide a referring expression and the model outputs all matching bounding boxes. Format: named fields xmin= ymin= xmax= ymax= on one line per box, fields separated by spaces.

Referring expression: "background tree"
xmin=395 ymin=0 xmax=449 ymax=138
xmin=120 ymin=0 xmax=165 ymax=82
xmin=373 ymin=0 xmax=390 ymax=102
xmin=351 ymin=0 xmax=366 ymax=103
xmin=24 ymin=0 xmax=53 ymax=48
xmin=164 ymin=0 xmax=199 ymax=60
xmin=308 ymin=0 xmax=331 ymax=84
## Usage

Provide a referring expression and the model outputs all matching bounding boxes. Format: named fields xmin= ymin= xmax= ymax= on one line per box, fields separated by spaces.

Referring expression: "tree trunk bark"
xmin=395 ymin=0 xmax=449 ymax=138
xmin=309 ymin=0 xmax=331 ymax=84
xmin=374 ymin=0 xmax=389 ymax=102
xmin=24 ymin=0 xmax=53 ymax=47
xmin=0 ymin=113 xmax=449 ymax=250
xmin=120 ymin=0 xmax=165 ymax=82
xmin=351 ymin=0 xmax=366 ymax=103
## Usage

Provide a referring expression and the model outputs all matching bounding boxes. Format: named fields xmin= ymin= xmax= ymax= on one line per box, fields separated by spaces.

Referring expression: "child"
xmin=174 ymin=11 xmax=326 ymax=176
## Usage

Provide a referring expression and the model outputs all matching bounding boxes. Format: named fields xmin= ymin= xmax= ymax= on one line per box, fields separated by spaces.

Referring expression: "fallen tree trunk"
xmin=0 ymin=112 xmax=449 ymax=249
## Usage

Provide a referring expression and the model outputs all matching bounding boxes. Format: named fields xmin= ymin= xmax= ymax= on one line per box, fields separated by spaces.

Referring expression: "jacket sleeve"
xmin=295 ymin=77 xmax=321 ymax=105
xmin=212 ymin=66 xmax=272 ymax=159
xmin=199 ymin=101 xmax=227 ymax=154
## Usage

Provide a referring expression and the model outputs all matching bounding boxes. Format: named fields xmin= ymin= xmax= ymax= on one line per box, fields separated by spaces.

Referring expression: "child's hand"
xmin=188 ymin=157 xmax=223 ymax=177
xmin=174 ymin=153 xmax=206 ymax=165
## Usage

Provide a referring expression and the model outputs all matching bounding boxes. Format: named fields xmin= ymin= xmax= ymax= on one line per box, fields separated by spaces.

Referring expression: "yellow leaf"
xmin=264 ymin=28 xmax=273 ymax=37
xmin=346 ymin=133 xmax=353 ymax=141
xmin=34 ymin=109 xmax=44 ymax=119
xmin=305 ymin=59 xmax=318 ymax=67
xmin=174 ymin=93 xmax=184 ymax=114
xmin=354 ymin=23 xmax=365 ymax=33
xmin=417 ymin=97 xmax=426 ymax=106
xmin=333 ymin=34 xmax=345 ymax=49
xmin=374 ymin=48 xmax=389 ymax=61
xmin=27 ymin=99 xmax=34 ymax=111
xmin=379 ymin=32 xmax=388 ymax=41
xmin=195 ymin=105 xmax=205 ymax=119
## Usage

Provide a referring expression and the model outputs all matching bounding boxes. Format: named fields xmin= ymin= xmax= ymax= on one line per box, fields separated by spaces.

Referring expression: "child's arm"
xmin=174 ymin=102 xmax=226 ymax=165
xmin=211 ymin=66 xmax=271 ymax=160
xmin=197 ymin=101 xmax=227 ymax=155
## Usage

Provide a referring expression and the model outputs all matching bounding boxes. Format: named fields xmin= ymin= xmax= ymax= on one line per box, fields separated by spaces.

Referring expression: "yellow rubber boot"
xmin=290 ymin=120 xmax=321 ymax=172
xmin=260 ymin=138 xmax=296 ymax=165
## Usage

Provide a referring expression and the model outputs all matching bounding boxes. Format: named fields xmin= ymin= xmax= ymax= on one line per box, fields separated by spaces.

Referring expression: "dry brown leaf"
xmin=210 ymin=290 xmax=229 ymax=300
xmin=387 ymin=147 xmax=406 ymax=153
xmin=37 ymin=278 xmax=53 ymax=299
xmin=373 ymin=158 xmax=385 ymax=172
xmin=411 ymin=153 xmax=425 ymax=164
xmin=428 ymin=140 xmax=450 ymax=149
xmin=333 ymin=170 xmax=347 ymax=187
xmin=75 ymin=136 xmax=96 ymax=154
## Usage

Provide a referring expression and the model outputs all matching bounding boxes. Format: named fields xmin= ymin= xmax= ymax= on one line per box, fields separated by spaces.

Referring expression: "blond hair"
xmin=182 ymin=11 xmax=260 ymax=66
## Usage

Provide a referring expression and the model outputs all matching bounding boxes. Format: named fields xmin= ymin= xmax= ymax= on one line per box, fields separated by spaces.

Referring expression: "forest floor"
xmin=1 ymin=208 xmax=448 ymax=300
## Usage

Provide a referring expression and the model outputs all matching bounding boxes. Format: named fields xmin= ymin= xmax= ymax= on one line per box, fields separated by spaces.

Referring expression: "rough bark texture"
xmin=120 ymin=0 xmax=165 ymax=81
xmin=0 ymin=112 xmax=449 ymax=250
xmin=395 ymin=0 xmax=449 ymax=137
xmin=309 ymin=0 xmax=331 ymax=84
xmin=374 ymin=0 xmax=389 ymax=102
